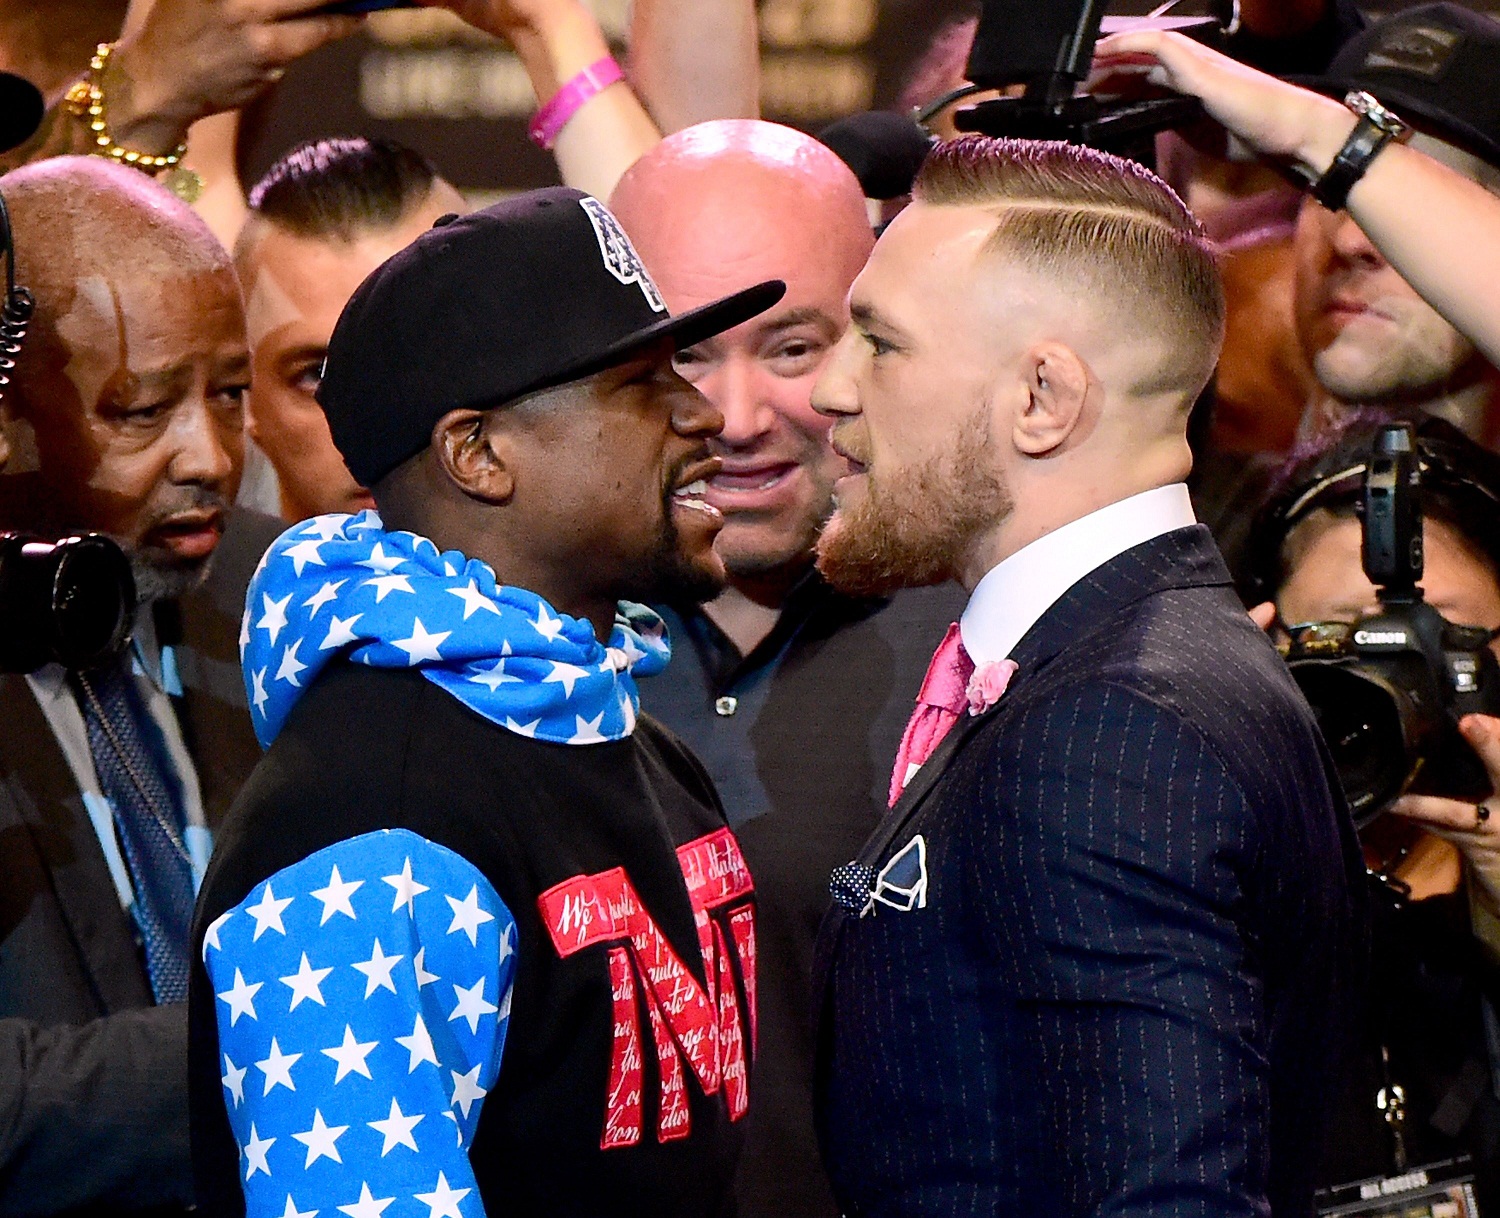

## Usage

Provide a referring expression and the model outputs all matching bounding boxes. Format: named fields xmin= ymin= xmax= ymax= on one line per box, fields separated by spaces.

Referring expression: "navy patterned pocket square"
xmin=829 ymin=834 xmax=929 ymax=918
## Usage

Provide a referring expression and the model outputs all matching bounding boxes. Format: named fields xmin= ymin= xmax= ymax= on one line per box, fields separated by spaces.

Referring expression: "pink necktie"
xmin=889 ymin=623 xmax=974 ymax=807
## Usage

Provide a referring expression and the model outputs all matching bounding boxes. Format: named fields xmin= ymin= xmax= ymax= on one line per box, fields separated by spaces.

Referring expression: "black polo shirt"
xmin=643 ymin=570 xmax=964 ymax=1218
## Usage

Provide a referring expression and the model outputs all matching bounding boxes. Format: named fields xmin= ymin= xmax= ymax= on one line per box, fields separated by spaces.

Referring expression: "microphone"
xmin=817 ymin=111 xmax=935 ymax=201
xmin=0 ymin=73 xmax=43 ymax=154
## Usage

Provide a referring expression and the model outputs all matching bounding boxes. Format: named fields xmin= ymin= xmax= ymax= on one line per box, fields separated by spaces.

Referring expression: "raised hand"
xmin=111 ymin=0 xmax=362 ymax=154
xmin=1091 ymin=29 xmax=1357 ymax=177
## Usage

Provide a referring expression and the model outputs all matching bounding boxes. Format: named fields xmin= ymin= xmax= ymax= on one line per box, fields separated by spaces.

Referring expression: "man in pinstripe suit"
xmin=809 ymin=135 xmax=1366 ymax=1216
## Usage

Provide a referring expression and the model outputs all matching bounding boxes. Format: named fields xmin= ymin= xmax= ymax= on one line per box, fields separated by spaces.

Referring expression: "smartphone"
xmin=315 ymin=0 xmax=419 ymax=14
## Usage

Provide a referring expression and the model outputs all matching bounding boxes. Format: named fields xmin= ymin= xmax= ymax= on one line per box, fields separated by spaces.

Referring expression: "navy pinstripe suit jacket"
xmin=813 ymin=525 xmax=1366 ymax=1218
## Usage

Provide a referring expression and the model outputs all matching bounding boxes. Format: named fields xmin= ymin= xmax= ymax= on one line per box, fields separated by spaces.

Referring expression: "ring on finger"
xmin=1478 ymin=802 xmax=1493 ymax=825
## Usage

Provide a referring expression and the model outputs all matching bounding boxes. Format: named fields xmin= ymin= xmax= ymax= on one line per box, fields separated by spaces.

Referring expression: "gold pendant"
xmin=162 ymin=165 xmax=203 ymax=205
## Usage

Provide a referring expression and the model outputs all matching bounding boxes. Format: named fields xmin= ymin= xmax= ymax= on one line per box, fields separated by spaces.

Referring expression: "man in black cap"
xmin=187 ymin=187 xmax=782 ymax=1218
xmin=1282 ymin=3 xmax=1500 ymax=443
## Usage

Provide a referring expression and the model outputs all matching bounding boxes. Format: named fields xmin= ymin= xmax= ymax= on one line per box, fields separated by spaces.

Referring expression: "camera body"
xmin=0 ymin=532 xmax=135 ymax=673
xmin=1284 ymin=424 xmax=1500 ymax=825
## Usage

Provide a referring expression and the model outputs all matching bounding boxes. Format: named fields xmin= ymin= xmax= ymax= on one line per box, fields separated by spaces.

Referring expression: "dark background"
xmin=237 ymin=0 xmax=975 ymax=198
xmin=5 ymin=0 xmax=1499 ymax=200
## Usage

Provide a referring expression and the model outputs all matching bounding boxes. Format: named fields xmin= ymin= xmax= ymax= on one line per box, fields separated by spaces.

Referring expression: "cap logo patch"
xmin=1363 ymin=24 xmax=1462 ymax=79
xmin=579 ymin=198 xmax=667 ymax=314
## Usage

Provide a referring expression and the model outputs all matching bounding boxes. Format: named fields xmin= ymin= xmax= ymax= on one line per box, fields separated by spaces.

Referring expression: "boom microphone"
xmin=818 ymin=111 xmax=935 ymax=201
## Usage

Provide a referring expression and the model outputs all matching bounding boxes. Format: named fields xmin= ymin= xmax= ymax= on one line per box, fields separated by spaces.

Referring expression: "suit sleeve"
xmin=965 ymin=680 xmax=1270 ymax=1217
xmin=0 ymin=1006 xmax=193 ymax=1216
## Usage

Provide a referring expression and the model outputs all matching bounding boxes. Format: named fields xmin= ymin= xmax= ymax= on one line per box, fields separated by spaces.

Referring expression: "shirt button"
xmin=715 ymin=696 xmax=738 ymax=717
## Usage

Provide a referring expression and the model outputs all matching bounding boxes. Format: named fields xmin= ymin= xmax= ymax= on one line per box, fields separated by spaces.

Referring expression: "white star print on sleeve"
xmin=203 ymin=829 xmax=515 ymax=1218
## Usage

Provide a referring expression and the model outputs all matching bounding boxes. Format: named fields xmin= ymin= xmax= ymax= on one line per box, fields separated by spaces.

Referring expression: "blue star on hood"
xmin=241 ymin=512 xmax=670 ymax=748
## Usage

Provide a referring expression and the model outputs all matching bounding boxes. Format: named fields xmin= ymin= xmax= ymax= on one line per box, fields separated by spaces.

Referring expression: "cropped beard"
xmin=816 ymin=408 xmax=1009 ymax=597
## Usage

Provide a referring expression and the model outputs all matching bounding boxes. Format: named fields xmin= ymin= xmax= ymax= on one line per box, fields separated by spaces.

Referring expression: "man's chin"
xmin=633 ymin=538 xmax=726 ymax=608
xmin=130 ymin=548 xmax=214 ymax=605
xmin=815 ymin=510 xmax=949 ymax=599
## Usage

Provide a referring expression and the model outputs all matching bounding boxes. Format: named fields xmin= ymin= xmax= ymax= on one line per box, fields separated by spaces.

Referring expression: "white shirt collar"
xmin=960 ymin=483 xmax=1196 ymax=666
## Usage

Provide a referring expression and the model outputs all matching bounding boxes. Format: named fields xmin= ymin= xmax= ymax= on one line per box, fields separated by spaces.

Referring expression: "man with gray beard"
xmin=1291 ymin=4 xmax=1500 ymax=444
xmin=0 ymin=155 xmax=279 ymax=1216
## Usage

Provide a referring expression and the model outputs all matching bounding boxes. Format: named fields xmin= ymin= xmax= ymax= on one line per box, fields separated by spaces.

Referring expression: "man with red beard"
xmin=0 ymin=156 xmax=280 ymax=1215
xmin=810 ymin=136 xmax=1364 ymax=1217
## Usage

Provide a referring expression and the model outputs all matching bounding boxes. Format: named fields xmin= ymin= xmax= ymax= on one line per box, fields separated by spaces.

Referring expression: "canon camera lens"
xmin=0 ymin=532 xmax=135 ymax=673
xmin=1288 ymin=659 xmax=1427 ymax=826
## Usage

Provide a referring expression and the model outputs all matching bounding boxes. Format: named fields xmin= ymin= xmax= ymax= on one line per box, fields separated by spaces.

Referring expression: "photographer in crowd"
xmin=1244 ymin=416 xmax=1500 ymax=1206
xmin=0 ymin=157 xmax=280 ymax=1215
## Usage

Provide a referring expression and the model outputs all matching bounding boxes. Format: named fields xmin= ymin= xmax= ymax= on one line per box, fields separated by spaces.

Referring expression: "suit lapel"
xmin=858 ymin=700 xmax=1004 ymax=870
xmin=853 ymin=526 xmax=1230 ymax=870
xmin=0 ymin=676 xmax=153 ymax=1012
xmin=815 ymin=526 xmax=1234 ymax=1009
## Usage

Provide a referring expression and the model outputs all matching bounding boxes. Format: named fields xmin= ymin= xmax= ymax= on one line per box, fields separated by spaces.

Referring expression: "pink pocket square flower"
xmin=966 ymin=659 xmax=1018 ymax=716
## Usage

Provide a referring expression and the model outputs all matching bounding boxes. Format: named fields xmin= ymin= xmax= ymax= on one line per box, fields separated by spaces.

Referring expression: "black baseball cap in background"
xmin=318 ymin=186 xmax=785 ymax=488
xmin=1292 ymin=2 xmax=1500 ymax=169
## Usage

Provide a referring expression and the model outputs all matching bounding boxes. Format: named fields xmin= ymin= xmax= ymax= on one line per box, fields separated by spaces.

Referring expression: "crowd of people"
xmin=4 ymin=1 xmax=1500 ymax=1216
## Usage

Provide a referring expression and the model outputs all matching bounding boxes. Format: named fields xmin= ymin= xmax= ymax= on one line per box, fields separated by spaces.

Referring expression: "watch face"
xmin=1344 ymin=89 xmax=1409 ymax=137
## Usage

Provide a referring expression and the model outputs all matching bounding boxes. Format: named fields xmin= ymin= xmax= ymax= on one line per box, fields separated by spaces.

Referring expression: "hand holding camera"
xmin=1388 ymin=715 xmax=1500 ymax=910
xmin=1091 ymin=28 xmax=1359 ymax=177
xmin=1281 ymin=425 xmax=1500 ymax=829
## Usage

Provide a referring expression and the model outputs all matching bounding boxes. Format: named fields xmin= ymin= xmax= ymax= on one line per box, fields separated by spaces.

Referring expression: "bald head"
xmin=0 ymin=157 xmax=248 ymax=600
xmin=607 ymin=121 xmax=874 ymax=584
xmin=6 ymin=157 xmax=231 ymax=300
xmin=612 ymin=120 xmax=871 ymax=311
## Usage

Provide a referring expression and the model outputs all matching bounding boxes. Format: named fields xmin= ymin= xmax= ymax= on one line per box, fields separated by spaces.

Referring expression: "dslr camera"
xmin=0 ymin=532 xmax=135 ymax=674
xmin=1284 ymin=423 xmax=1500 ymax=826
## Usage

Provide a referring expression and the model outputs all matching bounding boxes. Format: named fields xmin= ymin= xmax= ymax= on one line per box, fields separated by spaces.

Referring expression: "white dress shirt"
xmin=960 ymin=483 xmax=1198 ymax=666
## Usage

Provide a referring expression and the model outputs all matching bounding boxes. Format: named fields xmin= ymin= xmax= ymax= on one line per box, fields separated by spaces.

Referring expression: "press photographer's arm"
xmin=0 ymin=0 xmax=357 ymax=175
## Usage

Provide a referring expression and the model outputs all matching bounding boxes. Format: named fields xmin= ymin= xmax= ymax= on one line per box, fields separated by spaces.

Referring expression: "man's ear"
xmin=433 ymin=408 xmax=514 ymax=504
xmin=1013 ymin=342 xmax=1091 ymax=457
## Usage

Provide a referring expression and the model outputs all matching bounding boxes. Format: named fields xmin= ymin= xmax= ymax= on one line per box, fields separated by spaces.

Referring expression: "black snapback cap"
xmin=1292 ymin=3 xmax=1500 ymax=168
xmin=318 ymin=186 xmax=785 ymax=487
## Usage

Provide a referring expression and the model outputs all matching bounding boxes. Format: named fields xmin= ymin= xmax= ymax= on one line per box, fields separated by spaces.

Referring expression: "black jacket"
xmin=0 ymin=507 xmax=282 ymax=1217
xmin=815 ymin=525 xmax=1367 ymax=1217
xmin=190 ymin=661 xmax=754 ymax=1217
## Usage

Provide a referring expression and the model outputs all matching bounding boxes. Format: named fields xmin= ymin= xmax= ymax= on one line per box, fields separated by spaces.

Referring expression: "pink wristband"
xmin=528 ymin=56 xmax=624 ymax=151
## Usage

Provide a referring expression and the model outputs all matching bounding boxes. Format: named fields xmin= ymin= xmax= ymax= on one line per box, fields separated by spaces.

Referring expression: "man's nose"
xmin=811 ymin=331 xmax=861 ymax=421
xmin=698 ymin=356 xmax=771 ymax=447
xmin=169 ymin=396 xmax=237 ymax=487
xmin=1324 ymin=207 xmax=1386 ymax=268
xmin=672 ymin=380 xmax=725 ymax=442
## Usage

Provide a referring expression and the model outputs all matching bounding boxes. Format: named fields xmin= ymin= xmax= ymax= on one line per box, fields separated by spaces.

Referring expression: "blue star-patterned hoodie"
xmin=239 ymin=511 xmax=671 ymax=749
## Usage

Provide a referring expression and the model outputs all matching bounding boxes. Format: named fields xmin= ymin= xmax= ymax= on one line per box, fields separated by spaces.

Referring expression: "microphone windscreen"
xmin=818 ymin=111 xmax=934 ymax=201
xmin=0 ymin=73 xmax=43 ymax=154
